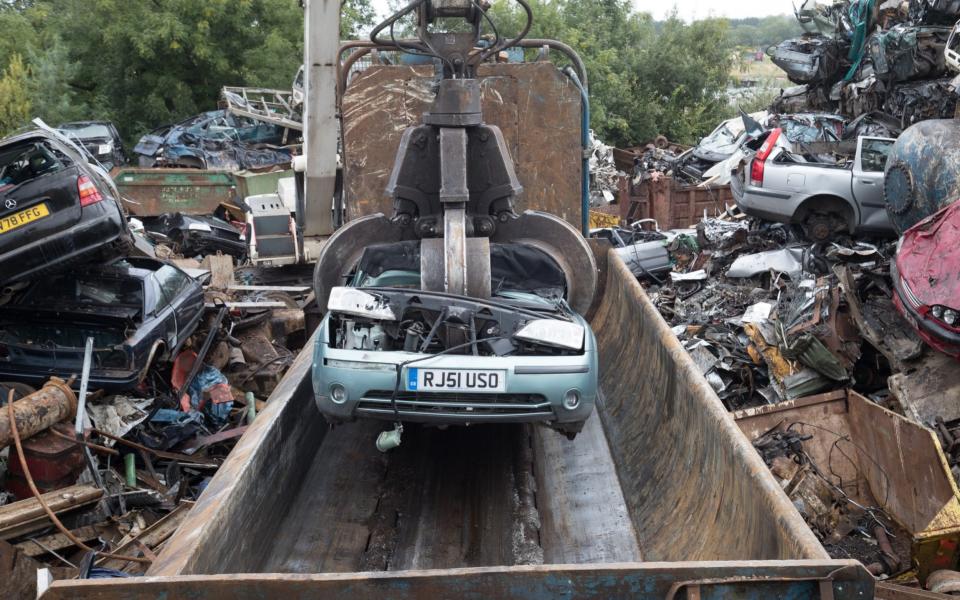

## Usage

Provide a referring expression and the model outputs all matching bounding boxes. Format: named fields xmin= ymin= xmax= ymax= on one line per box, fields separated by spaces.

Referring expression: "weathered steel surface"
xmin=341 ymin=63 xmax=582 ymax=227
xmin=532 ymin=410 xmax=642 ymax=563
xmin=590 ymin=250 xmax=828 ymax=561
xmin=0 ymin=378 xmax=76 ymax=449
xmin=113 ymin=169 xmax=238 ymax=217
xmin=46 ymin=560 xmax=872 ymax=599
xmin=883 ymin=118 xmax=960 ymax=234
xmin=733 ymin=390 xmax=960 ymax=583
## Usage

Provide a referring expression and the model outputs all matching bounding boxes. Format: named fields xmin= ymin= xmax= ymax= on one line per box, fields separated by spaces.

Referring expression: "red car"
xmin=892 ymin=200 xmax=960 ymax=357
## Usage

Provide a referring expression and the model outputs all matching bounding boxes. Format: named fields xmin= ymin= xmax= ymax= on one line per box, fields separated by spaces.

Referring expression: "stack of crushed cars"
xmin=770 ymin=0 xmax=960 ymax=128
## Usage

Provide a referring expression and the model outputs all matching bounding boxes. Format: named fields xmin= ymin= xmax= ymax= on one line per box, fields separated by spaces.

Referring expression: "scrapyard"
xmin=4 ymin=0 xmax=960 ymax=598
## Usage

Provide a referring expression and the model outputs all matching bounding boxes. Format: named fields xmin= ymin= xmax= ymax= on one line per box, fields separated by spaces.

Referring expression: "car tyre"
xmin=803 ymin=213 xmax=838 ymax=243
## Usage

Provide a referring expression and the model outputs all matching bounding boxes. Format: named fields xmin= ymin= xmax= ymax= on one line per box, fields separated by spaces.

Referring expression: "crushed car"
xmin=133 ymin=110 xmax=293 ymax=170
xmin=312 ymin=241 xmax=598 ymax=439
xmin=732 ymin=128 xmax=896 ymax=240
xmin=0 ymin=257 xmax=204 ymax=391
xmin=57 ymin=120 xmax=127 ymax=170
xmin=892 ymin=199 xmax=960 ymax=357
xmin=141 ymin=212 xmax=247 ymax=259
xmin=0 ymin=128 xmax=132 ymax=285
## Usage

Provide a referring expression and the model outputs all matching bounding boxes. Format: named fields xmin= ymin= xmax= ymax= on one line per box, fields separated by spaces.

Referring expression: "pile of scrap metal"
xmin=770 ymin=0 xmax=960 ymax=128
xmin=0 ymin=122 xmax=312 ymax=592
xmin=751 ymin=427 xmax=910 ymax=576
xmin=132 ymin=110 xmax=296 ymax=171
xmin=588 ymin=131 xmax=624 ymax=206
xmin=0 ymin=277 xmax=310 ymax=591
xmin=595 ymin=209 xmax=930 ymax=412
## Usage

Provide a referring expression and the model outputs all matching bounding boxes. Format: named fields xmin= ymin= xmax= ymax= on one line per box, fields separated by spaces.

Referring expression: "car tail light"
xmin=77 ymin=175 xmax=103 ymax=207
xmin=749 ymin=128 xmax=783 ymax=187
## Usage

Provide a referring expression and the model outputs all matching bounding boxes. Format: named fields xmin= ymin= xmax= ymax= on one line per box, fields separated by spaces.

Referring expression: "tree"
xmin=0 ymin=53 xmax=30 ymax=136
xmin=488 ymin=0 xmax=735 ymax=146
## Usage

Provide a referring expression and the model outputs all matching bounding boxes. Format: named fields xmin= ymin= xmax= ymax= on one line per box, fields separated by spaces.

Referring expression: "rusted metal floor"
xmin=259 ymin=412 xmax=641 ymax=573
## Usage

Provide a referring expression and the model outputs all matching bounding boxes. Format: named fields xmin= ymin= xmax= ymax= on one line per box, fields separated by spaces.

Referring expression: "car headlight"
xmin=562 ymin=389 xmax=581 ymax=410
xmin=928 ymin=304 xmax=960 ymax=329
xmin=946 ymin=309 xmax=959 ymax=327
xmin=514 ymin=319 xmax=584 ymax=350
xmin=327 ymin=287 xmax=396 ymax=320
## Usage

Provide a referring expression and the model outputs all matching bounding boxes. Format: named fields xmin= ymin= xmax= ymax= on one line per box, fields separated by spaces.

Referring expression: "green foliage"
xmin=3 ymin=0 xmax=754 ymax=148
xmin=2 ymin=0 xmax=374 ymax=144
xmin=489 ymin=0 xmax=735 ymax=146
xmin=0 ymin=53 xmax=30 ymax=136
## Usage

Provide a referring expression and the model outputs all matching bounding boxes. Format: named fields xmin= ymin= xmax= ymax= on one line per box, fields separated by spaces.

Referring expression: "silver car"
xmin=732 ymin=130 xmax=897 ymax=241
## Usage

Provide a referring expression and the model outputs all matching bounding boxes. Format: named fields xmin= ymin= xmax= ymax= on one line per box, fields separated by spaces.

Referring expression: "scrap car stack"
xmin=0 ymin=106 xmax=307 ymax=589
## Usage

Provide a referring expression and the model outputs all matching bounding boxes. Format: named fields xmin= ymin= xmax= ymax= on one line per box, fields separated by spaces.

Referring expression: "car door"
xmin=149 ymin=269 xmax=180 ymax=352
xmin=851 ymin=136 xmax=896 ymax=231
xmin=154 ymin=264 xmax=204 ymax=352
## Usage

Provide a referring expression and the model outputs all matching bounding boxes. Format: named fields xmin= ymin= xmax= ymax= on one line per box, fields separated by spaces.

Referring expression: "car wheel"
xmin=802 ymin=213 xmax=838 ymax=243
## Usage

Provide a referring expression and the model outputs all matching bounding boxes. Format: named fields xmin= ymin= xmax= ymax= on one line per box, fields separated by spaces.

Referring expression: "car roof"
xmin=0 ymin=129 xmax=64 ymax=149
xmin=58 ymin=121 xmax=114 ymax=128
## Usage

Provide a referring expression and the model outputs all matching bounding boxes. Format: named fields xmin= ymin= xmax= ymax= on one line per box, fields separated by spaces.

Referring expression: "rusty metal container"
xmin=41 ymin=251 xmax=876 ymax=599
xmin=0 ymin=378 xmax=76 ymax=449
xmin=113 ymin=168 xmax=238 ymax=217
xmin=619 ymin=175 xmax=735 ymax=230
xmin=734 ymin=389 xmax=960 ymax=585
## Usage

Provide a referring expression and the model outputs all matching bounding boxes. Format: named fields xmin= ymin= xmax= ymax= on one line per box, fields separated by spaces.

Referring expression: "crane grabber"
xmin=309 ymin=0 xmax=598 ymax=313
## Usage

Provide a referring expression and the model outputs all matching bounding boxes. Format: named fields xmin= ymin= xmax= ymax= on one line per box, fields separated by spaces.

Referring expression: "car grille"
xmin=900 ymin=276 xmax=923 ymax=309
xmin=356 ymin=391 xmax=553 ymax=419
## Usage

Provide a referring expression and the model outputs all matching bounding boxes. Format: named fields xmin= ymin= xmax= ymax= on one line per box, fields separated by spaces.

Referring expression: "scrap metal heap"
xmin=772 ymin=0 xmax=960 ymax=126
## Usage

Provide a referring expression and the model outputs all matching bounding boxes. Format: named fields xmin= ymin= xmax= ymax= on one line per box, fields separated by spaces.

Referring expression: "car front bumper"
xmin=891 ymin=261 xmax=960 ymax=357
xmin=312 ymin=343 xmax=597 ymax=431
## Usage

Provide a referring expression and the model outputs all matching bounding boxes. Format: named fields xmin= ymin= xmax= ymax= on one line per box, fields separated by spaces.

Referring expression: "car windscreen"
xmin=15 ymin=275 xmax=144 ymax=309
xmin=0 ymin=141 xmax=71 ymax=196
xmin=59 ymin=123 xmax=112 ymax=139
xmin=353 ymin=240 xmax=567 ymax=298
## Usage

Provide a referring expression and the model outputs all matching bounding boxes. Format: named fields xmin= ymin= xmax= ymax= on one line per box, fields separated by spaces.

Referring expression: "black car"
xmin=57 ymin=121 xmax=127 ymax=170
xmin=0 ymin=129 xmax=132 ymax=285
xmin=0 ymin=257 xmax=204 ymax=392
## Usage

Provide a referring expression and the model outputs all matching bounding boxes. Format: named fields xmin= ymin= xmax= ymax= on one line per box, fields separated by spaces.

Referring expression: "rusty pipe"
xmin=0 ymin=378 xmax=77 ymax=449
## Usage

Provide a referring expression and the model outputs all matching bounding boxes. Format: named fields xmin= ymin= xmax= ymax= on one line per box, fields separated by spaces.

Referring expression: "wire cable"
xmin=7 ymin=391 xmax=152 ymax=564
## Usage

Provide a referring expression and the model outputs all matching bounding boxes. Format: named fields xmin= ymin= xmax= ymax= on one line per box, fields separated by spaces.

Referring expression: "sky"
xmin=630 ymin=0 xmax=797 ymax=21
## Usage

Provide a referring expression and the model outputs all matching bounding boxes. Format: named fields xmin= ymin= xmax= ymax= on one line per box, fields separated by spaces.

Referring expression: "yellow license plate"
xmin=0 ymin=203 xmax=49 ymax=233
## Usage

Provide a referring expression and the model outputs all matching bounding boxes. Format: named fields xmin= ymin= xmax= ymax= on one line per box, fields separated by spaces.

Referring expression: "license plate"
xmin=407 ymin=368 xmax=506 ymax=393
xmin=0 ymin=203 xmax=49 ymax=234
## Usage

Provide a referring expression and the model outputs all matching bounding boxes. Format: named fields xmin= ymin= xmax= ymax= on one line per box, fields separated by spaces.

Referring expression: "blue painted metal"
xmin=884 ymin=118 xmax=960 ymax=233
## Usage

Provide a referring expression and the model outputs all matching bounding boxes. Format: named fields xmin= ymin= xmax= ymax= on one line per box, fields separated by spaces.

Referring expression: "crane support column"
xmin=302 ymin=0 xmax=340 ymax=239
